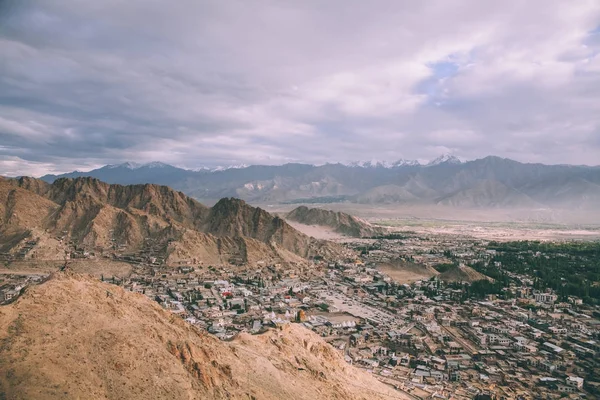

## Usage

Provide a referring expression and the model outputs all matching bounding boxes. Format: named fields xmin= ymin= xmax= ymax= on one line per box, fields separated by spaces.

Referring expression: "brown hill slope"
xmin=0 ymin=177 xmax=57 ymax=234
xmin=204 ymin=199 xmax=339 ymax=258
xmin=0 ymin=273 xmax=405 ymax=400
xmin=1 ymin=177 xmax=343 ymax=266
xmin=438 ymin=265 xmax=491 ymax=283
xmin=46 ymin=177 xmax=209 ymax=229
xmin=286 ymin=206 xmax=383 ymax=237
xmin=6 ymin=176 xmax=51 ymax=196
xmin=377 ymin=260 xmax=439 ymax=284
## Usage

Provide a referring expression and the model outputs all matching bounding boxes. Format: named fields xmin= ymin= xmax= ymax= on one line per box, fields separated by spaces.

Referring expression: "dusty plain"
xmin=268 ymin=203 xmax=600 ymax=242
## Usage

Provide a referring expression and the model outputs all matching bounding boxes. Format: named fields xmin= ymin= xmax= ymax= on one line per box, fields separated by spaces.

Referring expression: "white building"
xmin=566 ymin=376 xmax=584 ymax=390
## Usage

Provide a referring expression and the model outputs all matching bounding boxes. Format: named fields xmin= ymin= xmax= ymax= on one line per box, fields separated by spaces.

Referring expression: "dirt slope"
xmin=286 ymin=206 xmax=384 ymax=237
xmin=0 ymin=273 xmax=406 ymax=400
xmin=438 ymin=265 xmax=492 ymax=283
xmin=377 ymin=260 xmax=439 ymax=284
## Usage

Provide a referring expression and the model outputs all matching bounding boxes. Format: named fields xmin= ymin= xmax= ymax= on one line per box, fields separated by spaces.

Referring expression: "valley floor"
xmin=268 ymin=203 xmax=600 ymax=242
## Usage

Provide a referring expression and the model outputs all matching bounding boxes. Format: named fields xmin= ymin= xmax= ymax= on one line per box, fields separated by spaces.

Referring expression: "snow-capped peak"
xmin=191 ymin=164 xmax=250 ymax=172
xmin=210 ymin=164 xmax=249 ymax=171
xmin=426 ymin=154 xmax=463 ymax=166
xmin=106 ymin=161 xmax=142 ymax=169
xmin=106 ymin=161 xmax=171 ymax=170
xmin=144 ymin=161 xmax=170 ymax=168
xmin=391 ymin=159 xmax=421 ymax=167
xmin=345 ymin=159 xmax=420 ymax=168
xmin=346 ymin=160 xmax=389 ymax=168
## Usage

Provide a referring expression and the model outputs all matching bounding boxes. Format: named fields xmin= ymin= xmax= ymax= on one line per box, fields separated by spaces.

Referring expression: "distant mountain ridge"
xmin=35 ymin=156 xmax=600 ymax=209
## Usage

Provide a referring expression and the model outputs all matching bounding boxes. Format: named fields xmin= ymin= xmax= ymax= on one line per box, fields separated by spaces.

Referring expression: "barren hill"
xmin=377 ymin=260 xmax=439 ymax=284
xmin=0 ymin=273 xmax=405 ymax=400
xmin=438 ymin=265 xmax=491 ymax=283
xmin=286 ymin=206 xmax=383 ymax=237
xmin=1 ymin=177 xmax=343 ymax=267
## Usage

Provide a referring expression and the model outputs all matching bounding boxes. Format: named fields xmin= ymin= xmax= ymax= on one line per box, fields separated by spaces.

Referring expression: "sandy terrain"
xmin=438 ymin=265 xmax=491 ymax=283
xmin=267 ymin=203 xmax=600 ymax=226
xmin=386 ymin=222 xmax=600 ymax=241
xmin=285 ymin=220 xmax=346 ymax=240
xmin=0 ymin=259 xmax=133 ymax=278
xmin=377 ymin=261 xmax=439 ymax=284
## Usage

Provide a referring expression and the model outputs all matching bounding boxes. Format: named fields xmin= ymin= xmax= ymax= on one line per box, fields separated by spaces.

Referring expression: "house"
xmin=542 ymin=342 xmax=564 ymax=354
xmin=557 ymin=384 xmax=579 ymax=394
xmin=2 ymin=289 xmax=18 ymax=302
xmin=534 ymin=292 xmax=557 ymax=304
xmin=514 ymin=336 xmax=528 ymax=345
xmin=566 ymin=376 xmax=584 ymax=390
xmin=251 ymin=320 xmax=263 ymax=333
xmin=350 ymin=333 xmax=364 ymax=347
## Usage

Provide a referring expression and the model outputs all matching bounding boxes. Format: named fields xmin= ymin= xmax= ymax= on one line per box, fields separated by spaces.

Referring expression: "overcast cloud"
xmin=1 ymin=0 xmax=600 ymax=176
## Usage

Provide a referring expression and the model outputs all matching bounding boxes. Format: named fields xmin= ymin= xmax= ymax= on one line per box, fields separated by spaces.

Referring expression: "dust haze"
xmin=268 ymin=203 xmax=600 ymax=241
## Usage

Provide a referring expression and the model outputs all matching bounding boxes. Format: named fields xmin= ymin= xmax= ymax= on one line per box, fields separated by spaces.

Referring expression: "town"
xmin=2 ymin=232 xmax=599 ymax=400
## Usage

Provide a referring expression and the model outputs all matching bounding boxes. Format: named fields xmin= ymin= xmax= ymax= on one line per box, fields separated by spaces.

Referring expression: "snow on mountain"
xmin=391 ymin=159 xmax=421 ymax=167
xmin=104 ymin=162 xmax=253 ymax=172
xmin=106 ymin=161 xmax=172 ymax=170
xmin=426 ymin=154 xmax=463 ymax=166
xmin=345 ymin=159 xmax=420 ymax=168
xmin=144 ymin=161 xmax=171 ymax=168
xmin=106 ymin=162 xmax=142 ymax=169
xmin=346 ymin=160 xmax=389 ymax=168
xmin=210 ymin=164 xmax=249 ymax=171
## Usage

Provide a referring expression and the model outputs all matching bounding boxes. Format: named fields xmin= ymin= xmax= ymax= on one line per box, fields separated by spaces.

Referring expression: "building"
xmin=534 ymin=292 xmax=558 ymax=304
xmin=566 ymin=376 xmax=584 ymax=390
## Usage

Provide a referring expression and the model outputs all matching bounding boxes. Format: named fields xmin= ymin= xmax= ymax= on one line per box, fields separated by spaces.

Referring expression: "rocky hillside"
xmin=286 ymin=206 xmax=384 ymax=237
xmin=0 ymin=177 xmax=344 ymax=266
xmin=0 ymin=273 xmax=405 ymax=400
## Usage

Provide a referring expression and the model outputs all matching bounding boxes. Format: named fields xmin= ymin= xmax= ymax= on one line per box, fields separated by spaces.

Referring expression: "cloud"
xmin=1 ymin=0 xmax=600 ymax=176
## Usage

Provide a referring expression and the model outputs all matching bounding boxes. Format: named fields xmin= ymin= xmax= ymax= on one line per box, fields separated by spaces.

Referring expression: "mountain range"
xmin=36 ymin=156 xmax=600 ymax=208
xmin=0 ymin=176 xmax=343 ymax=267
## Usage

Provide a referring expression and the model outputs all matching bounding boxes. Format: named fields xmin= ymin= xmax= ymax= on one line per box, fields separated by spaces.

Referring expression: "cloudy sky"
xmin=1 ymin=0 xmax=600 ymax=176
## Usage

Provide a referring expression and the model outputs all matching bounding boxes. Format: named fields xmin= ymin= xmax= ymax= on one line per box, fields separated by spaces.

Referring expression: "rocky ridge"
xmin=0 ymin=177 xmax=344 ymax=266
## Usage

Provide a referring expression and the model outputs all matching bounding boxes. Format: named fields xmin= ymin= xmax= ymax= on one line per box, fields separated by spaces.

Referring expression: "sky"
xmin=1 ymin=0 xmax=600 ymax=176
